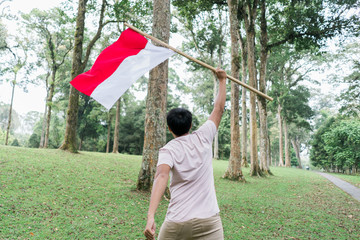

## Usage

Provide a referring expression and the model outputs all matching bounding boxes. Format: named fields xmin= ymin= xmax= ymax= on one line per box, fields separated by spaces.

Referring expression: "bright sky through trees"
xmin=0 ymin=0 xmax=353 ymax=115
xmin=0 ymin=0 xmax=64 ymax=114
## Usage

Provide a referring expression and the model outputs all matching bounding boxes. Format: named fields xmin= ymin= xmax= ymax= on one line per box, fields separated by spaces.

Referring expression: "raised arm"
xmin=208 ymin=68 xmax=227 ymax=129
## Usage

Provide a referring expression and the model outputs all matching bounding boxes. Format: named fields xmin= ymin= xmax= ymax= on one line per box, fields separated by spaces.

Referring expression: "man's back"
xmin=158 ymin=120 xmax=220 ymax=222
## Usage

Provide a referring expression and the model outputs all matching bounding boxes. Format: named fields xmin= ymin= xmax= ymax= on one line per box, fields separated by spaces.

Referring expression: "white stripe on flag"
xmin=91 ymin=42 xmax=175 ymax=110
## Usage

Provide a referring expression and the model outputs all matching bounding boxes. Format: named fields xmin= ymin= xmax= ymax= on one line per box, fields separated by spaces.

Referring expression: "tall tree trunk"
xmin=112 ymin=98 xmax=121 ymax=153
xmin=258 ymin=0 xmax=272 ymax=175
xmin=241 ymin=0 xmax=262 ymax=176
xmin=60 ymin=0 xmax=87 ymax=152
xmin=106 ymin=112 xmax=112 ymax=153
xmin=44 ymin=72 xmax=56 ymax=148
xmin=40 ymin=72 xmax=50 ymax=148
xmin=223 ymin=0 xmax=245 ymax=181
xmin=39 ymin=101 xmax=48 ymax=148
xmin=60 ymin=0 xmax=106 ymax=152
xmin=239 ymin=28 xmax=248 ymax=168
xmin=277 ymin=103 xmax=284 ymax=166
xmin=267 ymin=135 xmax=272 ymax=166
xmin=5 ymin=76 xmax=16 ymax=145
xmin=39 ymin=100 xmax=47 ymax=148
xmin=137 ymin=0 xmax=171 ymax=191
xmin=291 ymin=138 xmax=302 ymax=169
xmin=283 ymin=119 xmax=291 ymax=167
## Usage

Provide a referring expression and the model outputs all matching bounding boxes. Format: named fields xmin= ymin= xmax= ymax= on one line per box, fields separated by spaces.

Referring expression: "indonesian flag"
xmin=70 ymin=28 xmax=175 ymax=110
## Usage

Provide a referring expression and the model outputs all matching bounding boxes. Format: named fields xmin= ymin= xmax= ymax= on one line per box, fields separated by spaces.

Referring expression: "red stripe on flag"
xmin=70 ymin=29 xmax=148 ymax=96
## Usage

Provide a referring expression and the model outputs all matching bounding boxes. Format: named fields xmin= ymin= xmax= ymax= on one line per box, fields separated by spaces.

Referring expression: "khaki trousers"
xmin=158 ymin=214 xmax=224 ymax=240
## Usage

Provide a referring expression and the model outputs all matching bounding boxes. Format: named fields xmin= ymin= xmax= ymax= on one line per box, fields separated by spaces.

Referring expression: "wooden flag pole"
xmin=124 ymin=22 xmax=273 ymax=101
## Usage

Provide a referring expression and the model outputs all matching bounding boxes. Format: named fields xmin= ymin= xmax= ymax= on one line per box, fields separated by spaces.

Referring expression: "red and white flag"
xmin=70 ymin=28 xmax=175 ymax=110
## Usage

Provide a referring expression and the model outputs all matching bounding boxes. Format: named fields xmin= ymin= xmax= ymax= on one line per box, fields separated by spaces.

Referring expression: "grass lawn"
xmin=1 ymin=145 xmax=359 ymax=239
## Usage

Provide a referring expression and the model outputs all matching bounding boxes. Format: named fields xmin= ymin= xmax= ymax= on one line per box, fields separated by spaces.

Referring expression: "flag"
xmin=70 ymin=28 xmax=175 ymax=110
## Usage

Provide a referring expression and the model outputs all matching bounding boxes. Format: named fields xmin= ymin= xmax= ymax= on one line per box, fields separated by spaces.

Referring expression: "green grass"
xmin=1 ymin=145 xmax=359 ymax=239
xmin=327 ymin=172 xmax=360 ymax=188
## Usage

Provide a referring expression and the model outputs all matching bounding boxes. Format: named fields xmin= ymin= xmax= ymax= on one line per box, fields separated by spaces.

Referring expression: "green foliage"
xmin=310 ymin=117 xmax=360 ymax=173
xmin=323 ymin=119 xmax=360 ymax=171
xmin=1 ymin=146 xmax=359 ymax=239
xmin=217 ymin=109 xmax=231 ymax=159
xmin=118 ymin=98 xmax=146 ymax=155
xmin=337 ymin=60 xmax=360 ymax=117
xmin=267 ymin=0 xmax=360 ymax=51
xmin=10 ymin=138 xmax=19 ymax=146
xmin=28 ymin=133 xmax=40 ymax=148
xmin=290 ymin=147 xmax=298 ymax=167
xmin=77 ymin=95 xmax=107 ymax=151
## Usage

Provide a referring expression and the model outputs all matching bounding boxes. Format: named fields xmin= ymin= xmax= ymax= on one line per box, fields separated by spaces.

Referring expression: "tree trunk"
xmin=40 ymin=72 xmax=50 ymax=148
xmin=239 ymin=28 xmax=248 ymax=168
xmin=267 ymin=135 xmax=272 ymax=166
xmin=60 ymin=0 xmax=106 ymax=153
xmin=277 ymin=103 xmax=284 ymax=166
xmin=223 ymin=0 xmax=245 ymax=181
xmin=5 ymin=76 xmax=16 ymax=145
xmin=258 ymin=0 xmax=271 ymax=175
xmin=242 ymin=0 xmax=262 ymax=176
xmin=44 ymin=72 xmax=56 ymax=148
xmin=291 ymin=138 xmax=302 ymax=169
xmin=39 ymin=97 xmax=48 ymax=148
xmin=106 ymin=113 xmax=112 ymax=153
xmin=112 ymin=98 xmax=121 ymax=153
xmin=59 ymin=0 xmax=87 ymax=152
xmin=137 ymin=0 xmax=171 ymax=191
xmin=283 ymin=119 xmax=291 ymax=167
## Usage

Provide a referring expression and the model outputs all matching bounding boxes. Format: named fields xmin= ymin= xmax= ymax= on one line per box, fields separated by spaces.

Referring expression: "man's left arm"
xmin=144 ymin=164 xmax=170 ymax=240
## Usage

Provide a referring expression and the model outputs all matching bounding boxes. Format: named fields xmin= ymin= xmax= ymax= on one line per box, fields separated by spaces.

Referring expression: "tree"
xmin=60 ymin=0 xmax=130 ymax=152
xmin=137 ymin=0 xmax=171 ymax=191
xmin=268 ymin=41 xmax=317 ymax=168
xmin=323 ymin=119 xmax=360 ymax=174
xmin=22 ymin=8 xmax=73 ymax=148
xmin=238 ymin=0 xmax=262 ymax=176
xmin=223 ymin=0 xmax=244 ymax=181
xmin=2 ymin=36 xmax=32 ymax=145
xmin=311 ymin=117 xmax=360 ymax=174
xmin=337 ymin=60 xmax=360 ymax=117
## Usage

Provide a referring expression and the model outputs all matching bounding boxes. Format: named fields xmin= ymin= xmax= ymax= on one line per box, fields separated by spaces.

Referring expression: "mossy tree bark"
xmin=239 ymin=33 xmax=249 ymax=168
xmin=258 ymin=0 xmax=272 ymax=175
xmin=223 ymin=0 xmax=245 ymax=182
xmin=278 ymin=103 xmax=284 ymax=166
xmin=240 ymin=0 xmax=263 ymax=177
xmin=60 ymin=0 xmax=107 ymax=152
xmin=137 ymin=0 xmax=171 ymax=191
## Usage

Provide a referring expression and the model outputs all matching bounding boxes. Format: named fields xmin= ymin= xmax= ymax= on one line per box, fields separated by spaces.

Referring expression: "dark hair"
xmin=167 ymin=108 xmax=192 ymax=137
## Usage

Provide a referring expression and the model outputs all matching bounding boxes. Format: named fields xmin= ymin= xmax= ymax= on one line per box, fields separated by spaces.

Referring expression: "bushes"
xmin=310 ymin=118 xmax=360 ymax=174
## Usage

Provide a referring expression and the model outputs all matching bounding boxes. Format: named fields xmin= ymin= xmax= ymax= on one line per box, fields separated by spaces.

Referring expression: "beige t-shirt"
xmin=157 ymin=120 xmax=220 ymax=222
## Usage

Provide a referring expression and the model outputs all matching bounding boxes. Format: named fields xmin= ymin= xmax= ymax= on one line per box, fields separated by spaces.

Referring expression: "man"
xmin=144 ymin=68 xmax=227 ymax=240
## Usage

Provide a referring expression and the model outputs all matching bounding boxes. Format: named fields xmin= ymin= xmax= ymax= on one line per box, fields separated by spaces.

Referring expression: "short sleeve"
xmin=193 ymin=120 xmax=217 ymax=144
xmin=157 ymin=148 xmax=174 ymax=168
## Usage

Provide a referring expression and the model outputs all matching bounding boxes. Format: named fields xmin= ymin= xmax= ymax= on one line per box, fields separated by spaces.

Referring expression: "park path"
xmin=316 ymin=172 xmax=360 ymax=202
